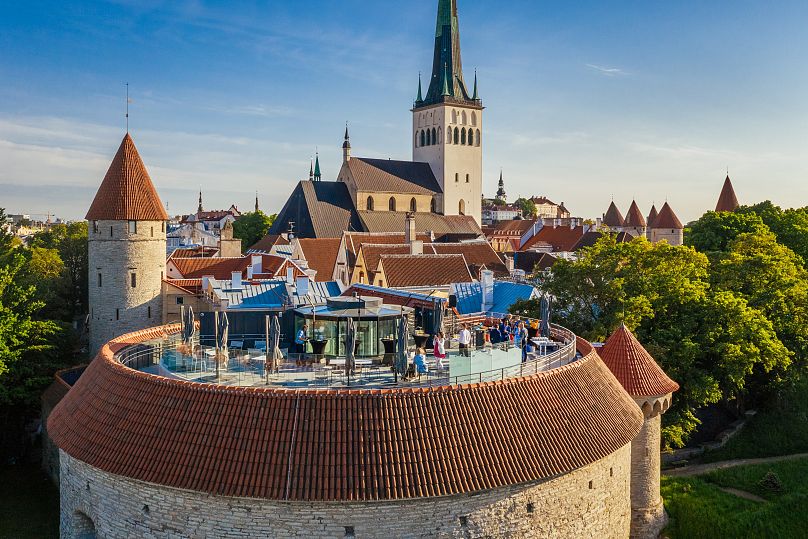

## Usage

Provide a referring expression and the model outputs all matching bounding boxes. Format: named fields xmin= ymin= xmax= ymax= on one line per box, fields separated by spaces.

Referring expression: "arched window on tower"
xmin=426 ymin=129 xmax=431 ymax=145
xmin=438 ymin=127 xmax=442 ymax=144
xmin=467 ymin=129 xmax=474 ymax=146
xmin=431 ymin=127 xmax=437 ymax=145
xmin=430 ymin=197 xmax=437 ymax=213
xmin=455 ymin=173 xmax=459 ymax=182
xmin=389 ymin=197 xmax=396 ymax=211
xmin=446 ymin=128 xmax=452 ymax=144
xmin=367 ymin=196 xmax=374 ymax=211
xmin=466 ymin=174 xmax=470 ymax=183
xmin=476 ymin=129 xmax=481 ymax=146
xmin=459 ymin=200 xmax=466 ymax=215
xmin=420 ymin=130 xmax=426 ymax=147
xmin=471 ymin=111 xmax=477 ymax=126
xmin=461 ymin=128 xmax=467 ymax=145
xmin=452 ymin=110 xmax=457 ymax=124
xmin=415 ymin=132 xmax=419 ymax=148
xmin=461 ymin=111 xmax=467 ymax=125
xmin=410 ymin=198 xmax=417 ymax=212
xmin=454 ymin=127 xmax=459 ymax=144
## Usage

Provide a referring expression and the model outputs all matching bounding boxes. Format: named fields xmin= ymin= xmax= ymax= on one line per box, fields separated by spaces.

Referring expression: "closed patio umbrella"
xmin=216 ymin=311 xmax=229 ymax=377
xmin=540 ymin=295 xmax=551 ymax=339
xmin=396 ymin=314 xmax=409 ymax=380
xmin=345 ymin=317 xmax=356 ymax=386
xmin=269 ymin=314 xmax=282 ymax=375
xmin=182 ymin=306 xmax=195 ymax=345
xmin=432 ymin=299 xmax=444 ymax=343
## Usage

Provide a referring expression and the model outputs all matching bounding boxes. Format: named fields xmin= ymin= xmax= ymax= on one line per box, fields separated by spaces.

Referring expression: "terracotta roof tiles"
xmin=598 ymin=325 xmax=679 ymax=397
xmin=602 ymin=202 xmax=625 ymax=228
xmin=624 ymin=200 xmax=647 ymax=228
xmin=647 ymin=205 xmax=659 ymax=228
xmin=86 ymin=134 xmax=168 ymax=221
xmin=297 ymin=238 xmax=342 ymax=281
xmin=48 ymin=325 xmax=643 ymax=502
xmin=379 ymin=254 xmax=473 ymax=287
xmin=520 ymin=226 xmax=585 ymax=253
xmin=715 ymin=175 xmax=740 ymax=213
xmin=652 ymin=202 xmax=683 ymax=230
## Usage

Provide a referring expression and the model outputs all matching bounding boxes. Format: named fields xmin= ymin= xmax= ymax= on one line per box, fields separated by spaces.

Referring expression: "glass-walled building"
xmin=294 ymin=296 xmax=412 ymax=357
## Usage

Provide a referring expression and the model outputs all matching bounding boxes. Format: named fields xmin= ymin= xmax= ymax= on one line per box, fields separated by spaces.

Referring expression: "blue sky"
xmin=1 ymin=0 xmax=807 ymax=222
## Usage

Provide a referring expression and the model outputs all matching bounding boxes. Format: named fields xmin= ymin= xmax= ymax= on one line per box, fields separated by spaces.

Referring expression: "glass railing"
xmin=115 ymin=323 xmax=577 ymax=390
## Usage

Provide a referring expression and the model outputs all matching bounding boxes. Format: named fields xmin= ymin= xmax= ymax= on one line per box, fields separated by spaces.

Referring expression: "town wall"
xmin=88 ymin=219 xmax=166 ymax=355
xmin=630 ymin=403 xmax=667 ymax=539
xmin=60 ymin=443 xmax=632 ymax=538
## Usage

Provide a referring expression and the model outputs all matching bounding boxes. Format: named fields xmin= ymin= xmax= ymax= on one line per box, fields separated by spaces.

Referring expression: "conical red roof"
xmin=715 ymin=175 xmax=740 ymax=213
xmin=86 ymin=133 xmax=168 ymax=221
xmin=647 ymin=205 xmax=658 ymax=227
xmin=652 ymin=202 xmax=683 ymax=229
xmin=599 ymin=325 xmax=679 ymax=397
xmin=603 ymin=201 xmax=625 ymax=227
xmin=624 ymin=200 xmax=646 ymax=227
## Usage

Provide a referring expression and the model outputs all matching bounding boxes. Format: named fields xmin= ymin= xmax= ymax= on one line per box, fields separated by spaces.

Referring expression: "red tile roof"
xmin=164 ymin=278 xmax=203 ymax=295
xmin=48 ymin=325 xmax=643 ymax=502
xmin=715 ymin=175 xmax=740 ymax=213
xmin=249 ymin=234 xmax=290 ymax=253
xmin=652 ymin=202 xmax=683 ymax=229
xmin=520 ymin=226 xmax=585 ymax=253
xmin=297 ymin=238 xmax=342 ymax=281
xmin=624 ymin=200 xmax=646 ymax=228
xmin=379 ymin=254 xmax=474 ymax=287
xmin=169 ymin=254 xmax=303 ymax=280
xmin=430 ymin=241 xmax=509 ymax=275
xmin=647 ymin=205 xmax=659 ymax=228
xmin=598 ymin=325 xmax=679 ymax=397
xmin=86 ymin=134 xmax=168 ymax=221
xmin=602 ymin=202 xmax=625 ymax=228
xmin=360 ymin=244 xmax=412 ymax=274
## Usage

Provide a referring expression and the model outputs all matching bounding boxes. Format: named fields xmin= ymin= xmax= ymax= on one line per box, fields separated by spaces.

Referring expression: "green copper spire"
xmin=420 ymin=0 xmax=473 ymax=107
xmin=314 ymin=152 xmax=321 ymax=181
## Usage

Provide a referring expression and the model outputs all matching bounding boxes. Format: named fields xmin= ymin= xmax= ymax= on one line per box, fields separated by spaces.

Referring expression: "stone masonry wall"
xmin=630 ymin=413 xmax=666 ymax=539
xmin=88 ymin=220 xmax=165 ymax=355
xmin=60 ymin=444 xmax=632 ymax=538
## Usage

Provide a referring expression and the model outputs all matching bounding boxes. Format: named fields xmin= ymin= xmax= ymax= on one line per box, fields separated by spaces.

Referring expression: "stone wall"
xmin=88 ymin=219 xmax=166 ymax=355
xmin=60 ymin=444 xmax=632 ymax=538
xmin=630 ymin=410 xmax=666 ymax=539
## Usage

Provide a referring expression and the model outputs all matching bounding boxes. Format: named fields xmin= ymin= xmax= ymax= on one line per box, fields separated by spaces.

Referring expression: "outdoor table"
xmin=413 ymin=333 xmax=429 ymax=348
xmin=310 ymin=339 xmax=329 ymax=356
xmin=380 ymin=338 xmax=397 ymax=354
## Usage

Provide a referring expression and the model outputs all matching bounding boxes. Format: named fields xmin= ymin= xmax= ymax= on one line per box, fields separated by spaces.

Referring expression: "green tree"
xmin=29 ymin=222 xmax=88 ymax=317
xmin=686 ymin=211 xmax=769 ymax=253
xmin=738 ymin=201 xmax=808 ymax=264
xmin=232 ymin=211 xmax=276 ymax=251
xmin=515 ymin=197 xmax=537 ymax=219
xmin=514 ymin=234 xmax=792 ymax=447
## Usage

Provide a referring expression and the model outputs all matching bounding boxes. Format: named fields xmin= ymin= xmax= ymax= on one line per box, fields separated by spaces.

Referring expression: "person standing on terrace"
xmin=458 ymin=324 xmax=471 ymax=357
xmin=433 ymin=331 xmax=447 ymax=369
xmin=295 ymin=324 xmax=309 ymax=366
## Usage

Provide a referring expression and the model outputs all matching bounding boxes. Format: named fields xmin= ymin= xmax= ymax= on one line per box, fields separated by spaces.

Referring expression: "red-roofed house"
xmin=519 ymin=225 xmax=586 ymax=253
xmin=374 ymin=254 xmax=474 ymax=290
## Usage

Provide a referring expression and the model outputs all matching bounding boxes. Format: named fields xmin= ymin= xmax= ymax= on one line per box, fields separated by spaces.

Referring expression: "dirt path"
xmin=664 ymin=452 xmax=808 ymax=477
xmin=718 ymin=487 xmax=766 ymax=502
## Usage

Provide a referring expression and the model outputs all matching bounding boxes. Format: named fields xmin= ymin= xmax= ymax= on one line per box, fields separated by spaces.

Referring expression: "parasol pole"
xmin=214 ymin=310 xmax=219 ymax=381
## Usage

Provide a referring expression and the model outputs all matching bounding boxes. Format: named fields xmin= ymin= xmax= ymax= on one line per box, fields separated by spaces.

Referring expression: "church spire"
xmin=472 ymin=69 xmax=478 ymax=100
xmin=314 ymin=152 xmax=321 ymax=181
xmin=309 ymin=159 xmax=314 ymax=181
xmin=255 ymin=191 xmax=259 ymax=212
xmin=198 ymin=189 xmax=203 ymax=213
xmin=420 ymin=0 xmax=473 ymax=107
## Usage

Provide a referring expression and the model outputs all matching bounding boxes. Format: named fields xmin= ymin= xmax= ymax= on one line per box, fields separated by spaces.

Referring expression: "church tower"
xmin=86 ymin=133 xmax=168 ymax=356
xmin=413 ymin=0 xmax=483 ymax=225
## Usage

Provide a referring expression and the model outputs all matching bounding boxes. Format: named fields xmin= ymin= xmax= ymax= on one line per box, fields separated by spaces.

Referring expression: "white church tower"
xmin=413 ymin=0 xmax=483 ymax=225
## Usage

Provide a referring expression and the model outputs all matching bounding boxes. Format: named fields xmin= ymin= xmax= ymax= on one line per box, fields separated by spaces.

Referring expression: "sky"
xmin=1 ymin=0 xmax=807 ymax=223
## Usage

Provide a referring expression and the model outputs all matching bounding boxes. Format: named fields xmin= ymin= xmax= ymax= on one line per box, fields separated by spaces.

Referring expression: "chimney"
xmin=286 ymin=266 xmax=295 ymax=284
xmin=251 ymin=254 xmax=263 ymax=275
xmin=246 ymin=265 xmax=254 ymax=279
xmin=231 ymin=271 xmax=242 ymax=290
xmin=405 ymin=212 xmax=416 ymax=244
xmin=481 ymin=270 xmax=495 ymax=313
xmin=505 ymin=255 xmax=514 ymax=272
xmin=410 ymin=240 xmax=424 ymax=256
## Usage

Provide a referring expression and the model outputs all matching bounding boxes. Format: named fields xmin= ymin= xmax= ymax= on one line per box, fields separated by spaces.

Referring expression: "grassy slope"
xmin=700 ymin=375 xmax=808 ymax=462
xmin=663 ymin=458 xmax=808 ymax=539
xmin=0 ymin=464 xmax=60 ymax=539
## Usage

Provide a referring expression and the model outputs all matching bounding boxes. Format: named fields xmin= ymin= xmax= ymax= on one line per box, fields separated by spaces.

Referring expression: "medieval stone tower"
xmin=86 ymin=133 xmax=168 ymax=355
xmin=648 ymin=202 xmax=684 ymax=246
xmin=599 ymin=324 xmax=679 ymax=539
xmin=623 ymin=200 xmax=648 ymax=239
xmin=413 ymin=0 xmax=483 ymax=225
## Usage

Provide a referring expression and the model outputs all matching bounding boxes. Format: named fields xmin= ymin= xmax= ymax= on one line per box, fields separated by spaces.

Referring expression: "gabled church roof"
xmin=624 ymin=200 xmax=647 ymax=228
xmin=269 ymin=181 xmax=363 ymax=239
xmin=348 ymin=158 xmax=442 ymax=195
xmin=602 ymin=201 xmax=625 ymax=227
xmin=418 ymin=0 xmax=479 ymax=107
xmin=715 ymin=175 xmax=740 ymax=213
xmin=652 ymin=202 xmax=683 ymax=230
xmin=599 ymin=325 xmax=679 ymax=397
xmin=86 ymin=133 xmax=168 ymax=221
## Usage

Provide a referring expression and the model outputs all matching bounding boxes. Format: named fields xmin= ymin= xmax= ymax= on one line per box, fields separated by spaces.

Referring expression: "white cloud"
xmin=586 ymin=63 xmax=628 ymax=76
